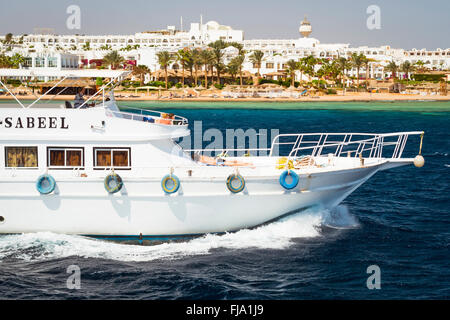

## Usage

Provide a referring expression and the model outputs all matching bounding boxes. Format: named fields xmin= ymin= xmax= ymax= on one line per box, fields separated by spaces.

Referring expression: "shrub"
xmin=327 ymin=89 xmax=337 ymax=95
xmin=412 ymin=74 xmax=445 ymax=82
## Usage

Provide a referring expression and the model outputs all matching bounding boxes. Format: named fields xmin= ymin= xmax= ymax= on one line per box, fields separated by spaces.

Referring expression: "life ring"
xmin=226 ymin=174 xmax=245 ymax=193
xmin=279 ymin=170 xmax=299 ymax=190
xmin=161 ymin=174 xmax=180 ymax=194
xmin=104 ymin=173 xmax=123 ymax=194
xmin=36 ymin=174 xmax=56 ymax=195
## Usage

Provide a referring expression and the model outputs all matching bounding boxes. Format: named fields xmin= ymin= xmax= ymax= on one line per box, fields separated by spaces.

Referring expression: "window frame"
xmin=47 ymin=146 xmax=85 ymax=169
xmin=4 ymin=146 xmax=39 ymax=169
xmin=93 ymin=147 xmax=131 ymax=170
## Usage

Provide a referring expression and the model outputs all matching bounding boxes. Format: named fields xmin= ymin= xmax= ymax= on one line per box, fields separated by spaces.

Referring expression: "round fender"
xmin=226 ymin=174 xmax=245 ymax=193
xmin=104 ymin=173 xmax=123 ymax=194
xmin=36 ymin=174 xmax=56 ymax=195
xmin=279 ymin=170 xmax=299 ymax=190
xmin=161 ymin=174 xmax=180 ymax=194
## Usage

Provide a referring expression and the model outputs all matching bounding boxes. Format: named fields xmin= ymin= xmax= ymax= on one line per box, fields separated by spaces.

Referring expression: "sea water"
xmin=0 ymin=101 xmax=449 ymax=299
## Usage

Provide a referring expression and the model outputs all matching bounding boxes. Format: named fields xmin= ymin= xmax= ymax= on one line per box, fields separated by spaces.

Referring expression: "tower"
xmin=299 ymin=15 xmax=312 ymax=38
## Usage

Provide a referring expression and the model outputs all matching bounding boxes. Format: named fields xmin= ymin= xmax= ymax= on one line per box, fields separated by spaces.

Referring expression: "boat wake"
xmin=0 ymin=205 xmax=358 ymax=263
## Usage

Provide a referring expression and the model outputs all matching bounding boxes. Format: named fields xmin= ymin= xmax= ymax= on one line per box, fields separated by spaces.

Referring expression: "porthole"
xmin=0 ymin=216 xmax=5 ymax=224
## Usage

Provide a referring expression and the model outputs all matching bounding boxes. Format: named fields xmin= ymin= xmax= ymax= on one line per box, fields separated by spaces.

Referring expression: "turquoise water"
xmin=116 ymin=100 xmax=450 ymax=113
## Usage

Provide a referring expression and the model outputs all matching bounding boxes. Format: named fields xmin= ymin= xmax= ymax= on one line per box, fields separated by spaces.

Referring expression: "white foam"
xmin=0 ymin=206 xmax=358 ymax=262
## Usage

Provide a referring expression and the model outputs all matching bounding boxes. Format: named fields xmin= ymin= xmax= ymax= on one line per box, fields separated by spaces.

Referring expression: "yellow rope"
xmin=419 ymin=132 xmax=424 ymax=155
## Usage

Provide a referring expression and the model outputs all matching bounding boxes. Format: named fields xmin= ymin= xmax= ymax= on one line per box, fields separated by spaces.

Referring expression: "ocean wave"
xmin=0 ymin=206 xmax=358 ymax=263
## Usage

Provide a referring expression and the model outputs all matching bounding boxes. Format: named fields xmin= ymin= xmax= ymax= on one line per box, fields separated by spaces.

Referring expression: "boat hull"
xmin=0 ymin=164 xmax=381 ymax=237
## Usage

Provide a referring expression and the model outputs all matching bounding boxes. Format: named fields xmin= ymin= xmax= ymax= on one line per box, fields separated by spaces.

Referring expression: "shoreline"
xmin=0 ymin=92 xmax=449 ymax=103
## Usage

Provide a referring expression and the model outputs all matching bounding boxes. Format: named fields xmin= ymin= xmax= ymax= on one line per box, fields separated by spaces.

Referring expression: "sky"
xmin=0 ymin=0 xmax=449 ymax=50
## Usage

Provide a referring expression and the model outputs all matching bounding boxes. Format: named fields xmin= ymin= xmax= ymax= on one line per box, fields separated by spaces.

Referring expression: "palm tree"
xmin=82 ymin=41 xmax=91 ymax=51
xmin=249 ymin=50 xmax=264 ymax=81
xmin=286 ymin=59 xmax=299 ymax=87
xmin=302 ymin=55 xmax=318 ymax=82
xmin=414 ymin=60 xmax=427 ymax=73
xmin=192 ymin=49 xmax=202 ymax=86
xmin=385 ymin=60 xmax=399 ymax=80
xmin=400 ymin=61 xmax=415 ymax=81
xmin=103 ymin=50 xmax=124 ymax=69
xmin=176 ymin=49 xmax=191 ymax=87
xmin=199 ymin=49 xmax=214 ymax=88
xmin=4 ymin=33 xmax=13 ymax=44
xmin=232 ymin=55 xmax=245 ymax=86
xmin=350 ymin=53 xmax=366 ymax=87
xmin=208 ymin=40 xmax=227 ymax=84
xmin=229 ymin=42 xmax=246 ymax=85
xmin=362 ymin=57 xmax=377 ymax=87
xmin=226 ymin=60 xmax=239 ymax=82
xmin=335 ymin=56 xmax=352 ymax=93
xmin=132 ymin=65 xmax=151 ymax=85
xmin=156 ymin=51 xmax=173 ymax=89
xmin=297 ymin=59 xmax=308 ymax=84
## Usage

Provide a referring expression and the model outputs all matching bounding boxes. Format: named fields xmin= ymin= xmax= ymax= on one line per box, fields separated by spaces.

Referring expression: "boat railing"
xmin=105 ymin=107 xmax=188 ymax=126
xmin=270 ymin=132 xmax=424 ymax=159
xmin=183 ymin=132 xmax=423 ymax=159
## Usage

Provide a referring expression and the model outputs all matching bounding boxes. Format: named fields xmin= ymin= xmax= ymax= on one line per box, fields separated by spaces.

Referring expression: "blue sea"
xmin=0 ymin=101 xmax=449 ymax=299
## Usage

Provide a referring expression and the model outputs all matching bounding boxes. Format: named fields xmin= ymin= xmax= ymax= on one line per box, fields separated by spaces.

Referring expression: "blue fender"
xmin=36 ymin=174 xmax=56 ymax=195
xmin=279 ymin=170 xmax=299 ymax=190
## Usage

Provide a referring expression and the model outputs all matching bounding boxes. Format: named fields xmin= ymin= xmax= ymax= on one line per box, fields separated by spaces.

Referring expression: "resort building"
xmin=1 ymin=16 xmax=449 ymax=82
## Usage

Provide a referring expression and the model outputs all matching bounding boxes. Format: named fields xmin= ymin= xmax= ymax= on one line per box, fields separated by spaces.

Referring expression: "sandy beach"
xmin=0 ymin=91 xmax=449 ymax=103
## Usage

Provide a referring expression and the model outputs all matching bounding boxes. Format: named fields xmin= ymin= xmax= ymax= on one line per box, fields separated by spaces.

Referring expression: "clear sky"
xmin=0 ymin=0 xmax=449 ymax=49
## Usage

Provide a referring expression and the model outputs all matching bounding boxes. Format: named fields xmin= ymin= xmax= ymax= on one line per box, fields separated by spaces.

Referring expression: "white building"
xmin=1 ymin=16 xmax=449 ymax=82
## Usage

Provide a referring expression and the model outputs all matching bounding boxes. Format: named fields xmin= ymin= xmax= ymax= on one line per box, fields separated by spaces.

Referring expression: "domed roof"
xmin=299 ymin=15 xmax=312 ymax=38
xmin=205 ymin=20 xmax=232 ymax=31
xmin=206 ymin=21 xmax=220 ymax=30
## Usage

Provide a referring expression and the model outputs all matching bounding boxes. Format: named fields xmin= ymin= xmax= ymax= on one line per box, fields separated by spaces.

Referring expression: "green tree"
xmin=208 ymin=40 xmax=227 ymax=84
xmin=336 ymin=57 xmax=351 ymax=86
xmin=231 ymin=55 xmax=245 ymax=86
xmin=176 ymin=48 xmax=192 ymax=86
xmin=286 ymin=59 xmax=299 ymax=87
xmin=385 ymin=60 xmax=399 ymax=79
xmin=229 ymin=42 xmax=246 ymax=85
xmin=226 ymin=60 xmax=239 ymax=82
xmin=414 ymin=60 xmax=427 ymax=73
xmin=249 ymin=50 xmax=264 ymax=79
xmin=4 ymin=33 xmax=13 ymax=43
xmin=103 ymin=50 xmax=125 ymax=69
xmin=156 ymin=51 xmax=173 ymax=89
xmin=199 ymin=49 xmax=214 ymax=88
xmin=132 ymin=64 xmax=151 ymax=85
xmin=192 ymin=49 xmax=203 ymax=86
xmin=350 ymin=53 xmax=366 ymax=86
xmin=301 ymin=55 xmax=318 ymax=81
xmin=82 ymin=41 xmax=91 ymax=51
xmin=400 ymin=61 xmax=415 ymax=81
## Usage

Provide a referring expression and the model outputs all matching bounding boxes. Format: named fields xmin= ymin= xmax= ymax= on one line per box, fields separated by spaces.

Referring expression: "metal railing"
xmin=183 ymin=132 xmax=423 ymax=159
xmin=105 ymin=106 xmax=188 ymax=126
xmin=269 ymin=132 xmax=424 ymax=159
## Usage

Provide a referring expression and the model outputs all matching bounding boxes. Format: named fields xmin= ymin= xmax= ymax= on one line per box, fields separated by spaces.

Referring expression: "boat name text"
xmin=0 ymin=117 xmax=69 ymax=129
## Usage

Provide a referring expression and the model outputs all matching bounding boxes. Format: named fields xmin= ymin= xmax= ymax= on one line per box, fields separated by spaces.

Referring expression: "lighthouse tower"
xmin=299 ymin=15 xmax=312 ymax=38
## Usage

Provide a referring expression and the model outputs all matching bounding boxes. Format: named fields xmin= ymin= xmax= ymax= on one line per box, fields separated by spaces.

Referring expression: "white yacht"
xmin=0 ymin=69 xmax=425 ymax=241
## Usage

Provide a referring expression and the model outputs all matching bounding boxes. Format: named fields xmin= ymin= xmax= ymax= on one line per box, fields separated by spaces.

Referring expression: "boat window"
xmin=5 ymin=147 xmax=38 ymax=168
xmin=94 ymin=148 xmax=130 ymax=168
xmin=48 ymin=147 xmax=84 ymax=168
